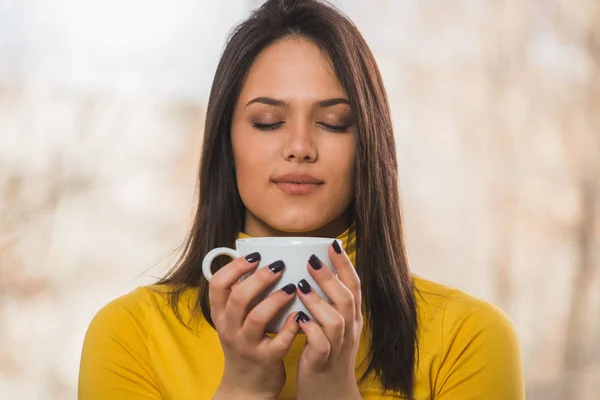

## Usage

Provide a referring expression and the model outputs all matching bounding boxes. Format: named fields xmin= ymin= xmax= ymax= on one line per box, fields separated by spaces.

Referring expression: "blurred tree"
xmin=484 ymin=0 xmax=534 ymax=312
xmin=549 ymin=0 xmax=600 ymax=398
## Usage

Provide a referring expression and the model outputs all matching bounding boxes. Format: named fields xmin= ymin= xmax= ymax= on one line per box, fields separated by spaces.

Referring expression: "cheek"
xmin=232 ymin=130 xmax=277 ymax=197
xmin=327 ymin=140 xmax=356 ymax=196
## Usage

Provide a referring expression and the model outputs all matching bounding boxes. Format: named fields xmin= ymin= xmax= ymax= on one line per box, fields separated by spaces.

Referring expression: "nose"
xmin=282 ymin=122 xmax=318 ymax=162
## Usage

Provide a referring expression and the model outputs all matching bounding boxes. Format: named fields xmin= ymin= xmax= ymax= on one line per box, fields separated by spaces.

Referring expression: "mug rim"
xmin=236 ymin=237 xmax=339 ymax=245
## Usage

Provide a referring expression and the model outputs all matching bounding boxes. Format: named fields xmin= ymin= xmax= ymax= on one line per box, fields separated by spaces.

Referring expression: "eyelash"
xmin=252 ymin=122 xmax=351 ymax=133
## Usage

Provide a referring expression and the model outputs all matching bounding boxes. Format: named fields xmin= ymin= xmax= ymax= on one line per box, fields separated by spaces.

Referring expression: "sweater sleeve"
xmin=434 ymin=291 xmax=525 ymax=400
xmin=78 ymin=288 xmax=162 ymax=400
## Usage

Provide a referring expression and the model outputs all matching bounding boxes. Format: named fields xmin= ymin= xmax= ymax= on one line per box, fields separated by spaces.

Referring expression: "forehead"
xmin=239 ymin=37 xmax=347 ymax=100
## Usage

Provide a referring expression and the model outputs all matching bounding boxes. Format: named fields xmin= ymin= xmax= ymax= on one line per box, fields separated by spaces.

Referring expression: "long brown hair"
xmin=159 ymin=0 xmax=418 ymax=398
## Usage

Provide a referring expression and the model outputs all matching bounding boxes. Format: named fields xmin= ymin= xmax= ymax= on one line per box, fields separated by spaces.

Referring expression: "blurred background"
xmin=0 ymin=0 xmax=599 ymax=399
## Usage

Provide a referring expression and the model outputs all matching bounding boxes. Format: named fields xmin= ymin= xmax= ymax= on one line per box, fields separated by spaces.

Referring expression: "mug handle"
xmin=202 ymin=247 xmax=240 ymax=281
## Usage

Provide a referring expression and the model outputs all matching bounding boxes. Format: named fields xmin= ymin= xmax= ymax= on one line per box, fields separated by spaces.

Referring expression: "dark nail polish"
xmin=308 ymin=254 xmax=322 ymax=270
xmin=269 ymin=260 xmax=285 ymax=273
xmin=298 ymin=279 xmax=311 ymax=294
xmin=281 ymin=283 xmax=296 ymax=294
xmin=245 ymin=252 xmax=261 ymax=263
xmin=295 ymin=311 xmax=310 ymax=323
xmin=332 ymin=240 xmax=342 ymax=254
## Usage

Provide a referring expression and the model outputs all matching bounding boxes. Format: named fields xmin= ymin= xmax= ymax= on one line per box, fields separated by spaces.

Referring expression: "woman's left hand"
xmin=294 ymin=240 xmax=363 ymax=400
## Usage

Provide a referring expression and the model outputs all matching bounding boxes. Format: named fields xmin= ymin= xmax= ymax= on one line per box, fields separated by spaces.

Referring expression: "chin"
xmin=245 ymin=200 xmax=352 ymax=236
xmin=263 ymin=211 xmax=330 ymax=234
xmin=267 ymin=219 xmax=324 ymax=234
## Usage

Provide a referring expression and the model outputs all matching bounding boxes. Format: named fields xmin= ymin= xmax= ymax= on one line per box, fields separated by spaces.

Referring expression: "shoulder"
xmin=413 ymin=274 xmax=515 ymax=334
xmin=84 ymin=284 xmax=177 ymax=344
xmin=413 ymin=274 xmax=521 ymax=364
xmin=79 ymin=286 xmax=179 ymax=398
xmin=413 ymin=275 xmax=524 ymax=398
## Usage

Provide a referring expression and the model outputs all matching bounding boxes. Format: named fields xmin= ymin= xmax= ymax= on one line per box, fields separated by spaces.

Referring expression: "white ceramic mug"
xmin=202 ymin=237 xmax=341 ymax=333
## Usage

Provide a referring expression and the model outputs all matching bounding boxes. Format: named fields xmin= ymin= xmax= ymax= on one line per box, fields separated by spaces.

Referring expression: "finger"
xmin=329 ymin=240 xmax=362 ymax=319
xmin=267 ymin=311 xmax=301 ymax=358
xmin=242 ymin=283 xmax=297 ymax=341
xmin=295 ymin=311 xmax=331 ymax=368
xmin=225 ymin=260 xmax=286 ymax=327
xmin=297 ymin=278 xmax=345 ymax=347
xmin=209 ymin=252 xmax=261 ymax=317
xmin=307 ymin=254 xmax=355 ymax=326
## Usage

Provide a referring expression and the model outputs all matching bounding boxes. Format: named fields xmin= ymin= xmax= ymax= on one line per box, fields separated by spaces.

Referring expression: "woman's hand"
xmin=209 ymin=253 xmax=300 ymax=400
xmin=294 ymin=241 xmax=364 ymax=400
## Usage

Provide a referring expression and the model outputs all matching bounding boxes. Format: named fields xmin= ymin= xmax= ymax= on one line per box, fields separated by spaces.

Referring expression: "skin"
xmin=231 ymin=36 xmax=356 ymax=238
xmin=211 ymin=37 xmax=363 ymax=400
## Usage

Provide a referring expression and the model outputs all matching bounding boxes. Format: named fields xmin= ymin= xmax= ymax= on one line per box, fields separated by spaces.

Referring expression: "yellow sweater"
xmin=79 ymin=231 xmax=524 ymax=399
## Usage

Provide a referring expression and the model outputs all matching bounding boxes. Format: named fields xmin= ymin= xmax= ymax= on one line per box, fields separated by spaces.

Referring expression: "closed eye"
xmin=318 ymin=122 xmax=351 ymax=133
xmin=253 ymin=122 xmax=284 ymax=131
xmin=252 ymin=121 xmax=351 ymax=132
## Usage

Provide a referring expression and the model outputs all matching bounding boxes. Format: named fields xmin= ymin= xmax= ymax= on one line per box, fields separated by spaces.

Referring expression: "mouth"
xmin=272 ymin=173 xmax=324 ymax=195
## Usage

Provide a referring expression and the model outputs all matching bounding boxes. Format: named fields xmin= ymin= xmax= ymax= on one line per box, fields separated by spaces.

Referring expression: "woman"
xmin=79 ymin=0 xmax=524 ymax=399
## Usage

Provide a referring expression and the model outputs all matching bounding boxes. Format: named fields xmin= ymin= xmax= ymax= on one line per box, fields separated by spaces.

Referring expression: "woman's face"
xmin=231 ymin=37 xmax=356 ymax=237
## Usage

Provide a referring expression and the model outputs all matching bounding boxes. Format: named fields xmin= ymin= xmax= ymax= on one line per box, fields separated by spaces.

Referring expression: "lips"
xmin=272 ymin=173 xmax=324 ymax=195
xmin=272 ymin=173 xmax=324 ymax=185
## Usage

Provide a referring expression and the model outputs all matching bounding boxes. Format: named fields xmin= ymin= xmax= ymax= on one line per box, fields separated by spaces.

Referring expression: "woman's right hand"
xmin=209 ymin=252 xmax=300 ymax=400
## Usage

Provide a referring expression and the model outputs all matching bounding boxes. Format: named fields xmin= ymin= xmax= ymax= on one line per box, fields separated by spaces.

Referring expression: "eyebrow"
xmin=245 ymin=97 xmax=350 ymax=108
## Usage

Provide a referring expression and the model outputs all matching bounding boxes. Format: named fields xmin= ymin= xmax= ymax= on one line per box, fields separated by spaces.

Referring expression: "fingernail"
xmin=332 ymin=240 xmax=342 ymax=254
xmin=245 ymin=252 xmax=261 ymax=263
xmin=281 ymin=283 xmax=296 ymax=294
xmin=298 ymin=279 xmax=311 ymax=294
xmin=308 ymin=254 xmax=322 ymax=270
xmin=269 ymin=260 xmax=285 ymax=273
xmin=295 ymin=311 xmax=310 ymax=323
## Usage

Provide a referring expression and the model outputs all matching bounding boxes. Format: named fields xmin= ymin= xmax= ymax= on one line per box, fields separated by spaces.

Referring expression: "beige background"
xmin=0 ymin=0 xmax=599 ymax=399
